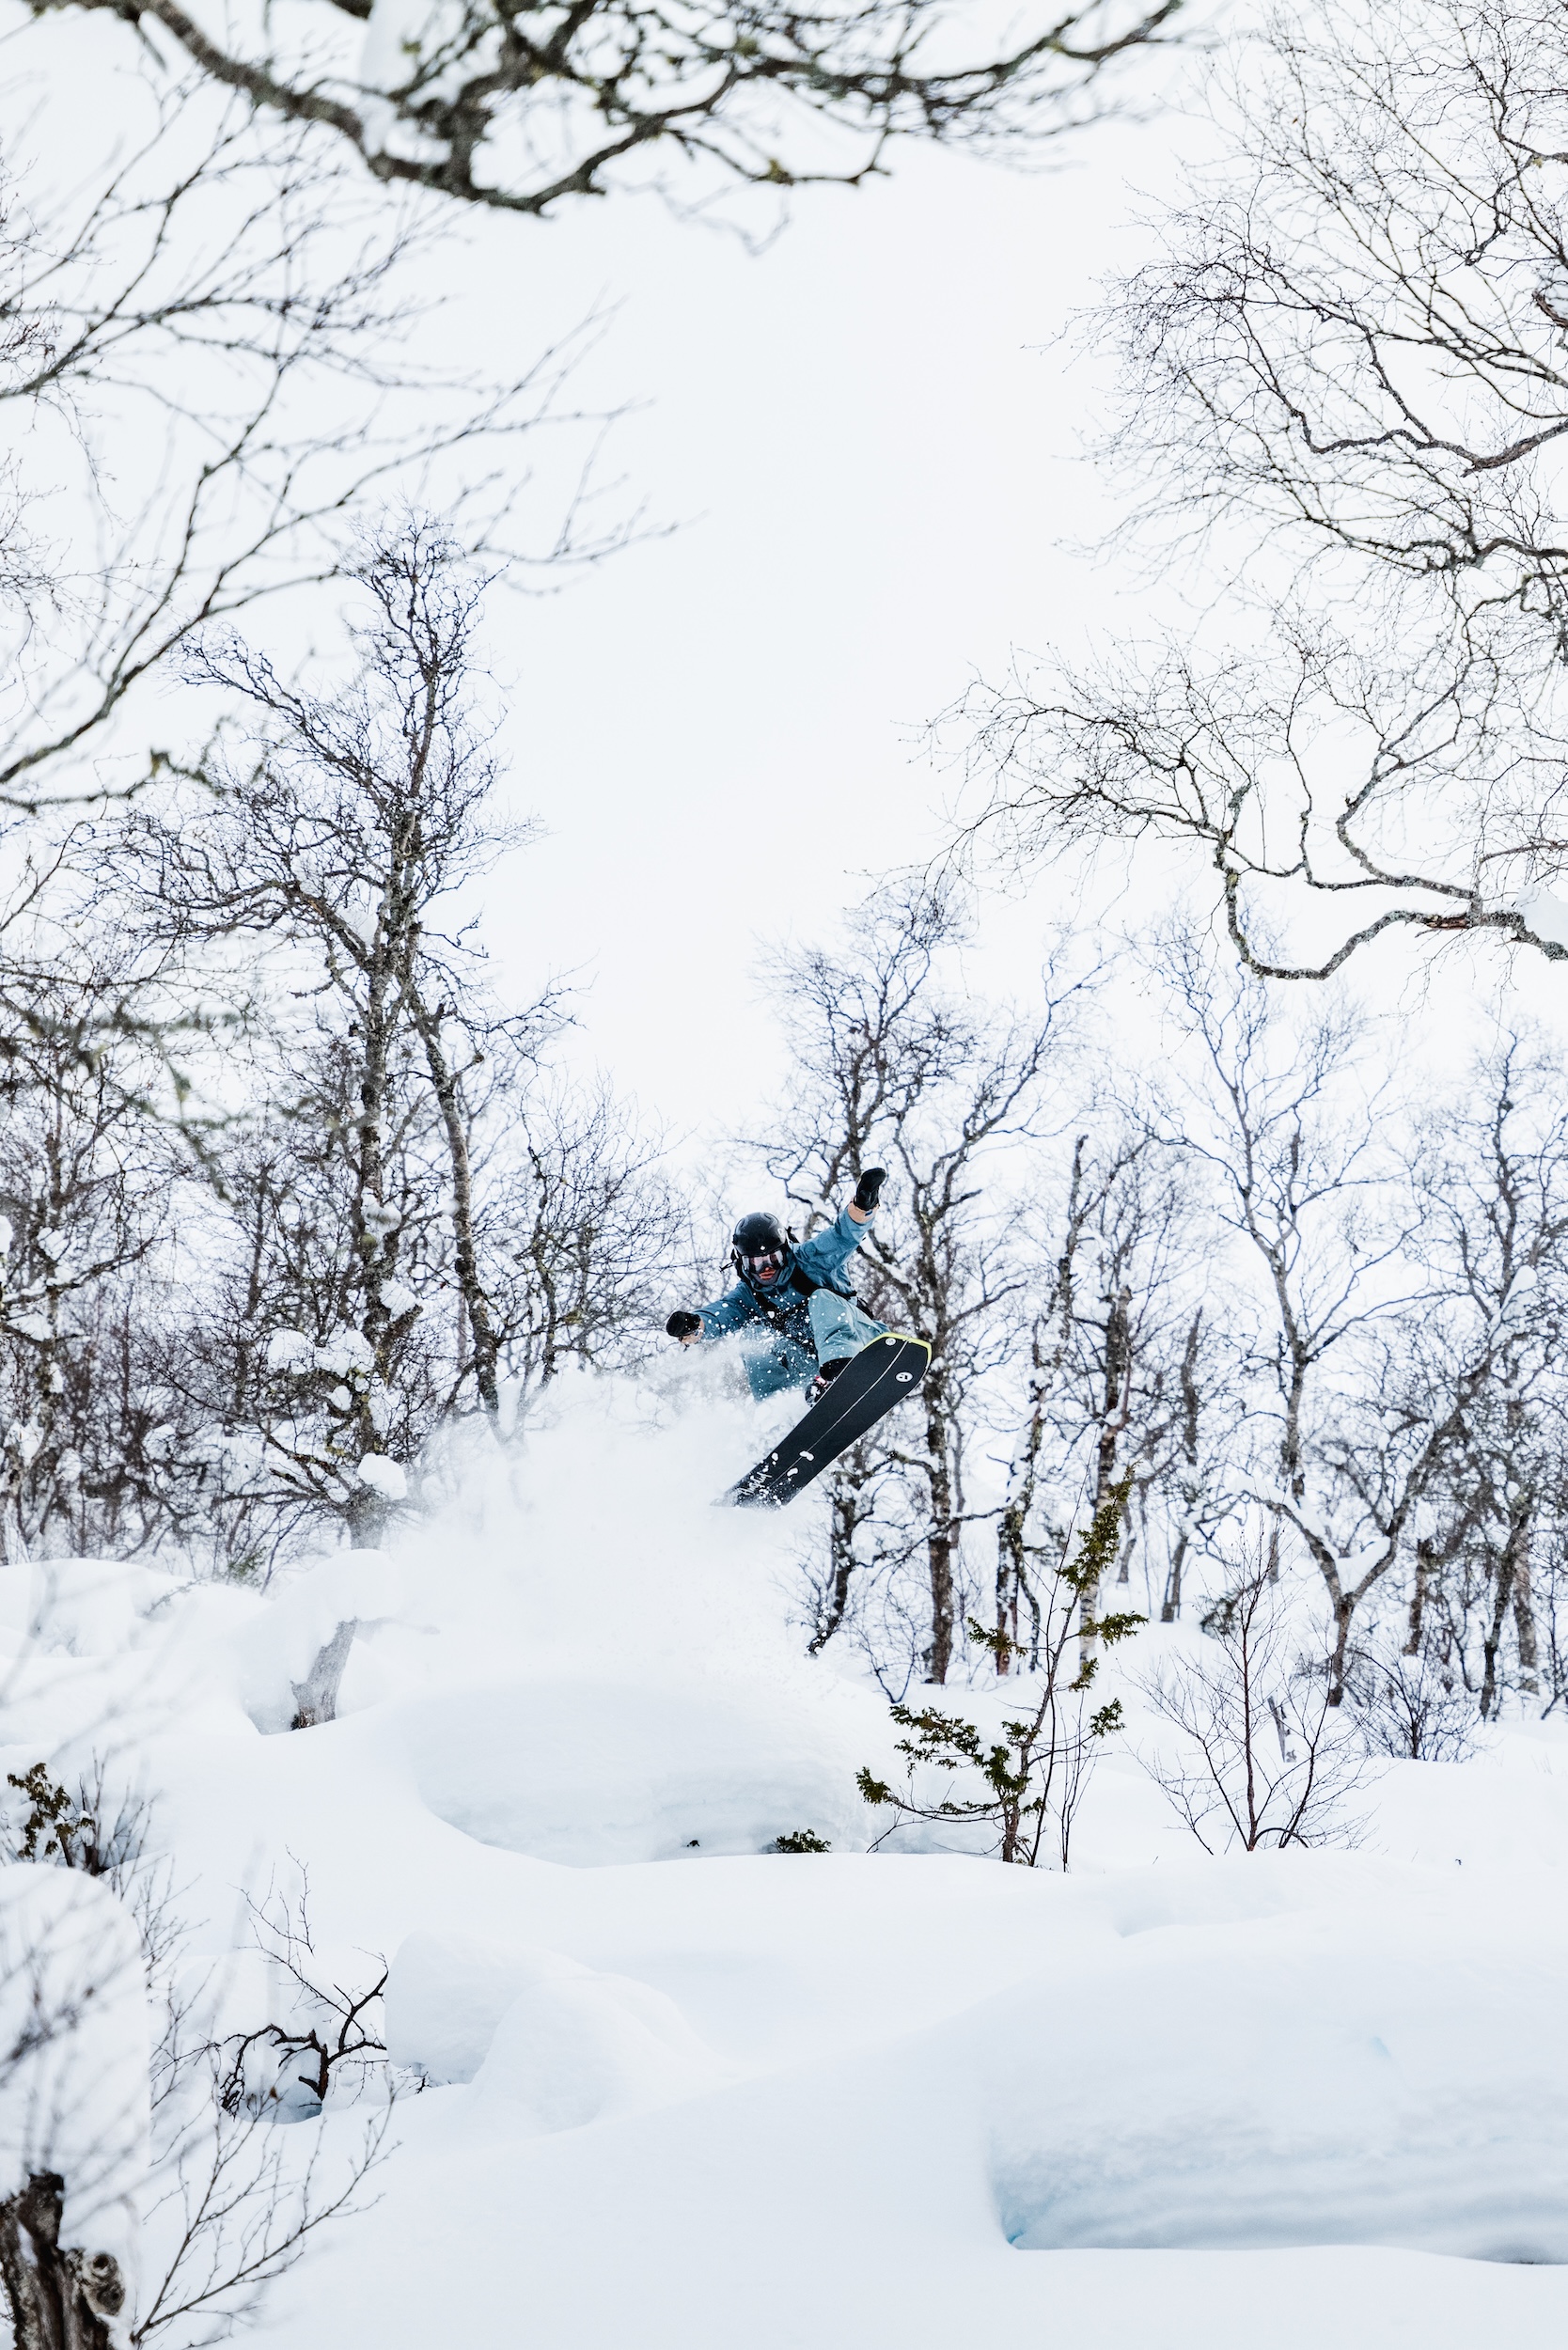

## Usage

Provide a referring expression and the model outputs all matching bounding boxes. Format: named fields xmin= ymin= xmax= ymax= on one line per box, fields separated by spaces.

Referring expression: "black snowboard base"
xmin=720 ymin=1332 xmax=932 ymax=1510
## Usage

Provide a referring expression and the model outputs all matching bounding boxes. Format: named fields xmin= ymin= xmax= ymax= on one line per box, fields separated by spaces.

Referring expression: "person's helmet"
xmin=731 ymin=1210 xmax=791 ymax=1290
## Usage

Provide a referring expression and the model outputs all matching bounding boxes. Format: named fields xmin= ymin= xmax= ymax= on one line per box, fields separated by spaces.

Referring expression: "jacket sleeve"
xmin=693 ymin=1283 xmax=760 ymax=1340
xmin=792 ymin=1206 xmax=869 ymax=1292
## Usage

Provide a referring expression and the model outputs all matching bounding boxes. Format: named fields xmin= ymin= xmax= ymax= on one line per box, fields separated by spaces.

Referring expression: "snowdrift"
xmin=4 ymin=1371 xmax=1568 ymax=2347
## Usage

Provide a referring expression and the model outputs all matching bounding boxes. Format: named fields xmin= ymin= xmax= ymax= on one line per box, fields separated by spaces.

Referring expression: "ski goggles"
xmin=743 ymin=1247 xmax=788 ymax=1285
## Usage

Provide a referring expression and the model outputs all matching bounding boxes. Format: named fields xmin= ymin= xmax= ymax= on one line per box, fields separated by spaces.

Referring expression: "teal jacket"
xmin=693 ymin=1208 xmax=879 ymax=1399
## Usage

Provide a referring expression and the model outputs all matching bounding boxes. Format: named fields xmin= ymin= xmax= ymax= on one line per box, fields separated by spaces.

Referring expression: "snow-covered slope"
xmin=5 ymin=1372 xmax=1568 ymax=2347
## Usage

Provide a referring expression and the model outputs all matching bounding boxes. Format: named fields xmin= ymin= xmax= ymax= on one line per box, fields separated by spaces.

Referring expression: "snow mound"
xmin=981 ymin=1889 xmax=1568 ymax=2260
xmin=471 ymin=1948 xmax=729 ymax=2130
xmin=385 ymin=1930 xmax=530 ymax=2083
xmin=236 ymin=1549 xmax=407 ymax=1734
xmin=400 ymin=1673 xmax=876 ymax=1864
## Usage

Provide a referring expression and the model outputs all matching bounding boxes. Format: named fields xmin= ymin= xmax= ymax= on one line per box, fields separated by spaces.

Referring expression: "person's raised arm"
xmin=847 ymin=1167 xmax=886 ymax=1226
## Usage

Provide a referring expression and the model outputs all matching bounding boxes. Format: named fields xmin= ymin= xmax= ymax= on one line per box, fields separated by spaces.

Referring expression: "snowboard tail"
xmin=721 ymin=1333 xmax=932 ymax=1510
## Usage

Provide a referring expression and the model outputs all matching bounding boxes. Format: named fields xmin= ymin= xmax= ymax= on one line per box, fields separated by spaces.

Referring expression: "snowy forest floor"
xmin=5 ymin=1372 xmax=1568 ymax=2349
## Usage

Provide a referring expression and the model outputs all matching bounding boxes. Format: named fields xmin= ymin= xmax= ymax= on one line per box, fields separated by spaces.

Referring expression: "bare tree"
xmin=112 ymin=523 xmax=569 ymax=1534
xmin=1137 ymin=1560 xmax=1370 ymax=1851
xmin=478 ymin=1068 xmax=694 ymax=1409
xmin=954 ymin=0 xmax=1568 ymax=979
xmin=756 ymin=882 xmax=1079 ymax=1684
xmin=0 ymin=948 xmax=181 ymax=1561
xmin=0 ymin=73 xmax=595 ymax=834
xmin=1103 ymin=0 xmax=1568 ymax=652
xmin=1148 ymin=948 xmax=1442 ymax=1700
xmin=29 ymin=0 xmax=1183 ymax=225
xmin=133 ymin=2006 xmax=389 ymax=2347
xmin=994 ymin=1120 xmax=1202 ymax=1669
xmin=1137 ymin=955 xmax=1568 ymax=1721
xmin=217 ymin=1872 xmax=387 ymax=2121
xmin=1391 ymin=1031 xmax=1568 ymax=1720
xmin=133 ymin=1041 xmax=687 ymax=1563
xmin=1347 ymin=1641 xmax=1477 ymax=1762
xmin=0 ymin=62 xmax=619 ymax=1205
xmin=99 ymin=525 xmax=686 ymax=1555
xmin=125 ymin=1043 xmax=452 ymax=1559
xmin=955 ymin=623 xmax=1568 ymax=982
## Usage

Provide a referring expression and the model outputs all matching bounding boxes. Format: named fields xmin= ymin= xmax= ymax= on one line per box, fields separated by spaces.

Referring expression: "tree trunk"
xmin=924 ymin=1373 xmax=955 ymax=1685
xmin=411 ymin=992 xmax=501 ymax=1423
xmin=1077 ymin=1418 xmax=1122 ymax=1672
xmin=1482 ymin=1499 xmax=1532 ymax=1720
xmin=290 ymin=1618 xmax=359 ymax=1729
xmin=0 ymin=2173 xmax=123 ymax=2350
xmin=1327 ymin=1591 xmax=1354 ymax=1709
xmin=996 ymin=1168 xmax=1086 ymax=1667
xmin=996 ymin=1496 xmax=1025 ymax=1673
xmin=1238 ymin=1602 xmax=1262 ymax=1848
xmin=1 ymin=1499 xmax=26 ymax=1569
xmin=996 ymin=1319 xmax=1052 ymax=1672
xmin=1078 ymin=1281 xmax=1135 ymax=1669
xmin=343 ymin=1481 xmax=388 ymax=1547
xmin=1405 ymin=1536 xmax=1435 ymax=1655
xmin=811 ymin=1461 xmax=870 ymax=1654
xmin=1513 ymin=1547 xmax=1540 ymax=1702
xmin=1161 ymin=1309 xmax=1204 ymax=1622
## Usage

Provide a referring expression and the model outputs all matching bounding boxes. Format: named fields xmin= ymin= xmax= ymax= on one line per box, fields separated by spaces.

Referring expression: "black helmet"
xmin=731 ymin=1210 xmax=792 ymax=1291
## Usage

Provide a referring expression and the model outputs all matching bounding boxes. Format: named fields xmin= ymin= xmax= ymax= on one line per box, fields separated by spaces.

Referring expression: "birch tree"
xmin=113 ymin=524 xmax=560 ymax=1535
xmin=994 ymin=1121 xmax=1203 ymax=1672
xmin=0 ymin=949 xmax=176 ymax=1561
xmin=954 ymin=0 xmax=1568 ymax=980
xmin=1394 ymin=1033 xmax=1568 ymax=1718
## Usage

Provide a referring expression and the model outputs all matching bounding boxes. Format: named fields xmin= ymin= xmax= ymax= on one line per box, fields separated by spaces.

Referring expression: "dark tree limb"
xmin=33 ymin=0 xmax=1185 ymax=224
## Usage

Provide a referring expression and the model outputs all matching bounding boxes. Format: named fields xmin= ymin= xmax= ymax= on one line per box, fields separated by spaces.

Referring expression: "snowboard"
xmin=721 ymin=1332 xmax=932 ymax=1510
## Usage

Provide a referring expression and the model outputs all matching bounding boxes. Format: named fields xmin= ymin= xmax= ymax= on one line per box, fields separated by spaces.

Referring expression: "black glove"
xmin=666 ymin=1309 xmax=702 ymax=1340
xmin=852 ymin=1167 xmax=886 ymax=1214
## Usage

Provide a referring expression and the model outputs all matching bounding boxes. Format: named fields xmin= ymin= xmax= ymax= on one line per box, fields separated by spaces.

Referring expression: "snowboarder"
xmin=666 ymin=1167 xmax=888 ymax=1402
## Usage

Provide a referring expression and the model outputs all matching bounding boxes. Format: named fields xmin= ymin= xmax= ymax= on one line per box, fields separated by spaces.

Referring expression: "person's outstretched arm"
xmin=666 ymin=1286 xmax=756 ymax=1346
xmin=795 ymin=1167 xmax=886 ymax=1282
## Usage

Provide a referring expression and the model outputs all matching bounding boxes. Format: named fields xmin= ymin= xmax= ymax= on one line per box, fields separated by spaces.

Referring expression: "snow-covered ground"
xmin=5 ymin=1372 xmax=1568 ymax=2348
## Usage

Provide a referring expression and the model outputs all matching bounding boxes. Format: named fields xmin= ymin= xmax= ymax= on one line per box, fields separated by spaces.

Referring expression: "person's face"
xmin=745 ymin=1246 xmax=787 ymax=1287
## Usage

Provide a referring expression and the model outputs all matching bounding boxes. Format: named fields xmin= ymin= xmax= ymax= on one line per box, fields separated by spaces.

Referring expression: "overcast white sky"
xmin=440 ymin=99 xmax=1203 ymax=1134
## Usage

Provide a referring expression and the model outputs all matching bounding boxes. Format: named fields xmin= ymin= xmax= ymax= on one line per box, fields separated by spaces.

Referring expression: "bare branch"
xmin=24 ymin=0 xmax=1185 ymax=227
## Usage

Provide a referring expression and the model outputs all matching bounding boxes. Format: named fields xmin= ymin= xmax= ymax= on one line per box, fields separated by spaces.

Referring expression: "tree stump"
xmin=0 ymin=2171 xmax=124 ymax=2350
xmin=290 ymin=1618 xmax=359 ymax=1729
